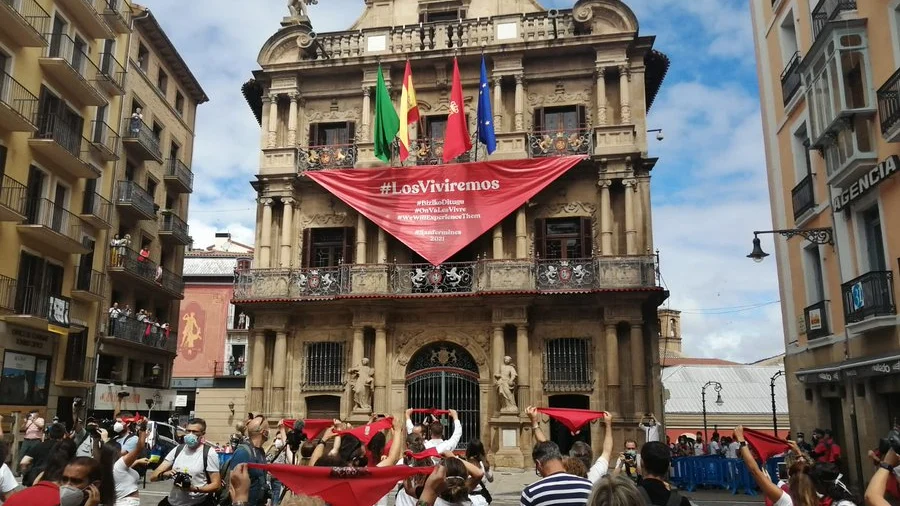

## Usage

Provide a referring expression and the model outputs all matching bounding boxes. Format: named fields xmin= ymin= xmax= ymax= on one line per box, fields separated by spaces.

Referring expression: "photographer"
xmin=150 ymin=418 xmax=221 ymax=506
xmin=227 ymin=416 xmax=270 ymax=506
xmin=613 ymin=439 xmax=642 ymax=483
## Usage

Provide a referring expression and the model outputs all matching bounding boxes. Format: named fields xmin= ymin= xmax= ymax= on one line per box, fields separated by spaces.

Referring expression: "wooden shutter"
xmin=347 ymin=122 xmax=356 ymax=145
xmin=341 ymin=227 xmax=355 ymax=264
xmin=532 ymin=108 xmax=544 ymax=133
xmin=576 ymin=105 xmax=587 ymax=130
xmin=533 ymin=218 xmax=546 ymax=259
xmin=308 ymin=124 xmax=318 ymax=146
xmin=579 ymin=216 xmax=593 ymax=258
xmin=0 ymin=144 xmax=7 ymax=180
xmin=302 ymin=228 xmax=312 ymax=268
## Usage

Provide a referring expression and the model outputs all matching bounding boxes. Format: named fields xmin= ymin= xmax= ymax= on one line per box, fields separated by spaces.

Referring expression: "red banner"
xmin=305 ymin=156 xmax=586 ymax=265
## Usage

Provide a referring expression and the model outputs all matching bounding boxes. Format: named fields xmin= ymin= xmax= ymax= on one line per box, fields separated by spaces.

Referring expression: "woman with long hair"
xmin=436 ymin=453 xmax=484 ymax=506
xmin=102 ymin=424 xmax=148 ymax=506
xmin=811 ymin=463 xmax=858 ymax=506
xmin=734 ymin=425 xmax=817 ymax=506
xmin=465 ymin=439 xmax=492 ymax=506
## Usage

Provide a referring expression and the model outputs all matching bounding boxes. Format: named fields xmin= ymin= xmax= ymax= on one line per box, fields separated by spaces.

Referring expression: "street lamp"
xmin=151 ymin=364 xmax=162 ymax=377
xmin=701 ymin=381 xmax=724 ymax=443
xmin=747 ymin=228 xmax=834 ymax=262
xmin=770 ymin=370 xmax=785 ymax=436
xmin=647 ymin=128 xmax=664 ymax=141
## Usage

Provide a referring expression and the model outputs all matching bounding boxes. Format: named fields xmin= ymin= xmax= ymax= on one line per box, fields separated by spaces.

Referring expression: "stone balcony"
xmin=233 ymin=256 xmax=658 ymax=302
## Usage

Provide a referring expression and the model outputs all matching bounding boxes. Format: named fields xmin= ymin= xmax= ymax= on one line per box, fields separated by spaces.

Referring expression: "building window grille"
xmin=303 ymin=342 xmax=345 ymax=389
xmin=543 ymin=338 xmax=592 ymax=392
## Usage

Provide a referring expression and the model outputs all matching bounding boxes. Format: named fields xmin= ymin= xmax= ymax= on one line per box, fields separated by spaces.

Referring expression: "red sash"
xmin=536 ymin=407 xmax=605 ymax=434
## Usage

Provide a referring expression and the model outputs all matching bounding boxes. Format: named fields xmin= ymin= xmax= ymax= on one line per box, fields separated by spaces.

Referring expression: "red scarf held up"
xmin=743 ymin=428 xmax=791 ymax=461
xmin=410 ymin=408 xmax=450 ymax=416
xmin=282 ymin=419 xmax=334 ymax=441
xmin=536 ymin=407 xmax=605 ymax=435
xmin=336 ymin=417 xmax=394 ymax=445
xmin=405 ymin=447 xmax=441 ymax=461
xmin=249 ymin=463 xmax=433 ymax=506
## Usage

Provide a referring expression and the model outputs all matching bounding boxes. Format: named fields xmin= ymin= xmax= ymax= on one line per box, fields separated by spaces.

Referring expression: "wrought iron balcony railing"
xmin=13 ymin=284 xmax=52 ymax=318
xmin=33 ymin=114 xmax=90 ymax=160
xmin=98 ymin=51 xmax=125 ymax=90
xmin=109 ymin=247 xmax=184 ymax=296
xmin=120 ymin=116 xmax=162 ymax=159
xmin=0 ymin=69 xmax=39 ymax=126
xmin=45 ymin=32 xmax=100 ymax=82
xmin=166 ymin=158 xmax=193 ymax=191
xmin=90 ymin=119 xmax=119 ymax=158
xmin=81 ymin=190 xmax=112 ymax=225
xmin=877 ymin=66 xmax=900 ymax=138
xmin=841 ymin=270 xmax=895 ymax=324
xmin=116 ymin=180 xmax=156 ymax=217
xmin=0 ymin=174 xmax=27 ymax=217
xmin=74 ymin=267 xmax=105 ymax=297
xmin=2 ymin=0 xmax=51 ymax=43
xmin=791 ymin=173 xmax=815 ymax=220
xmin=411 ymin=138 xmax=472 ymax=165
xmin=105 ymin=313 xmax=177 ymax=352
xmin=23 ymin=197 xmax=85 ymax=243
xmin=0 ymin=274 xmax=14 ymax=312
xmin=298 ymin=144 xmax=357 ymax=171
xmin=62 ymin=355 xmax=94 ymax=383
xmin=811 ymin=0 xmax=857 ymax=40
xmin=213 ymin=360 xmax=247 ymax=378
xmin=780 ymin=52 xmax=802 ymax=105
xmin=234 ymin=256 xmax=658 ymax=301
xmin=804 ymin=300 xmax=830 ymax=340
xmin=528 ymin=129 xmax=593 ymax=158
xmin=160 ymin=211 xmax=190 ymax=244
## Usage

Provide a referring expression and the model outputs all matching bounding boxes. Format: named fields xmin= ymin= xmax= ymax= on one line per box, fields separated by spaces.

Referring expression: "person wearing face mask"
xmin=112 ymin=397 xmax=138 ymax=456
xmin=103 ymin=424 xmax=149 ymax=506
xmin=150 ymin=419 xmax=221 ymax=506
xmin=265 ymin=434 xmax=288 ymax=506
xmin=5 ymin=456 xmax=108 ymax=506
xmin=227 ymin=416 xmax=270 ymax=506
xmin=613 ymin=440 xmax=642 ymax=483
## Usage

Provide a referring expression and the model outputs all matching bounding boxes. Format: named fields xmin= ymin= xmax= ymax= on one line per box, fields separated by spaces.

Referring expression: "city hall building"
xmin=235 ymin=0 xmax=669 ymax=465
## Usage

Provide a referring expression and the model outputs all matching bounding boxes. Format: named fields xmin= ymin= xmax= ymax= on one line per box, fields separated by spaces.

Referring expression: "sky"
xmin=146 ymin=0 xmax=784 ymax=363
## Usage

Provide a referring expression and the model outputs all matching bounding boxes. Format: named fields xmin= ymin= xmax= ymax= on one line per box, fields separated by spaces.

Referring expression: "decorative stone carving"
xmin=394 ymin=329 xmax=490 ymax=376
xmin=348 ymin=357 xmax=374 ymax=412
xmin=299 ymin=213 xmax=348 ymax=227
xmin=533 ymin=201 xmax=600 ymax=254
xmin=306 ymin=108 xmax=362 ymax=125
xmin=525 ymin=87 xmax=593 ymax=129
xmin=495 ymin=356 xmax=518 ymax=413
xmin=572 ymin=0 xmax=638 ymax=34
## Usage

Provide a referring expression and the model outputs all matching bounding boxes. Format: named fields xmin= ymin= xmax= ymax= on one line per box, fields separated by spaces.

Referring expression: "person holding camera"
xmin=150 ymin=418 xmax=221 ymax=506
xmin=16 ymin=410 xmax=45 ymax=474
xmin=112 ymin=395 xmax=138 ymax=456
xmin=19 ymin=422 xmax=66 ymax=487
xmin=613 ymin=439 xmax=642 ymax=483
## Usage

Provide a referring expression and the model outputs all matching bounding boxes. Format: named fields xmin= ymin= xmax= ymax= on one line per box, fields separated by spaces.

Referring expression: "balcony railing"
xmin=23 ymin=197 xmax=84 ymax=243
xmin=791 ymin=173 xmax=815 ymax=220
xmin=109 ymin=247 xmax=184 ymax=297
xmin=74 ymin=267 xmax=105 ymax=297
xmin=0 ymin=174 xmax=27 ymax=217
xmin=45 ymin=32 xmax=100 ymax=83
xmin=412 ymin=138 xmax=472 ymax=165
xmin=842 ymin=271 xmax=895 ymax=324
xmin=98 ymin=52 xmax=125 ymax=91
xmin=121 ymin=117 xmax=162 ymax=160
xmin=0 ymin=274 xmax=14 ymax=312
xmin=528 ymin=129 xmax=593 ymax=158
xmin=0 ymin=69 xmax=39 ymax=127
xmin=0 ymin=0 xmax=51 ymax=45
xmin=234 ymin=256 xmax=658 ymax=301
xmin=877 ymin=67 xmax=900 ymax=138
xmin=116 ymin=180 xmax=156 ymax=217
xmin=81 ymin=190 xmax=112 ymax=226
xmin=100 ymin=0 xmax=130 ymax=32
xmin=105 ymin=313 xmax=177 ymax=353
xmin=166 ymin=158 xmax=193 ymax=192
xmin=160 ymin=211 xmax=190 ymax=244
xmin=14 ymin=284 xmax=51 ymax=318
xmin=62 ymin=355 xmax=93 ymax=383
xmin=811 ymin=0 xmax=857 ymax=40
xmin=34 ymin=114 xmax=89 ymax=160
xmin=780 ymin=52 xmax=802 ymax=105
xmin=213 ymin=360 xmax=246 ymax=378
xmin=90 ymin=119 xmax=119 ymax=159
xmin=804 ymin=300 xmax=830 ymax=340
xmin=298 ymin=144 xmax=357 ymax=171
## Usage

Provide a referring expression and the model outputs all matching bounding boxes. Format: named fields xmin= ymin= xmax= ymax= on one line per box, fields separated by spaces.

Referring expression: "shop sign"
xmin=855 ymin=358 xmax=900 ymax=379
xmin=798 ymin=369 xmax=842 ymax=384
xmin=832 ymin=155 xmax=899 ymax=212
xmin=174 ymin=394 xmax=188 ymax=407
xmin=4 ymin=327 xmax=52 ymax=354
xmin=92 ymin=383 xmax=177 ymax=411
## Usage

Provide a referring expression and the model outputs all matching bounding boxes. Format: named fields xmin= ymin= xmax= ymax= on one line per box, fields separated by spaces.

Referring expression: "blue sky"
xmin=146 ymin=0 xmax=784 ymax=363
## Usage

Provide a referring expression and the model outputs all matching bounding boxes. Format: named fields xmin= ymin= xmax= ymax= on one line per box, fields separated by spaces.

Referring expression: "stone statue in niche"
xmin=348 ymin=357 xmax=374 ymax=412
xmin=495 ymin=356 xmax=518 ymax=413
xmin=287 ymin=0 xmax=317 ymax=19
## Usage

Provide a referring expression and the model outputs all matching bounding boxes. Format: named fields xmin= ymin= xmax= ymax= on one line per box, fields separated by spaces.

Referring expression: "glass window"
xmin=804 ymin=245 xmax=825 ymax=303
xmin=543 ymin=338 xmax=592 ymax=391
xmin=137 ymin=43 xmax=149 ymax=72
xmin=0 ymin=351 xmax=50 ymax=405
xmin=539 ymin=217 xmax=592 ymax=259
xmin=861 ymin=206 xmax=886 ymax=271
xmin=304 ymin=227 xmax=353 ymax=267
xmin=310 ymin=122 xmax=354 ymax=146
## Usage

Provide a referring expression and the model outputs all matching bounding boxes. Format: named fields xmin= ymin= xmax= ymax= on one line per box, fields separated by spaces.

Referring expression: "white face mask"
xmin=274 ymin=440 xmax=284 ymax=449
xmin=113 ymin=422 xmax=125 ymax=433
xmin=59 ymin=485 xmax=85 ymax=506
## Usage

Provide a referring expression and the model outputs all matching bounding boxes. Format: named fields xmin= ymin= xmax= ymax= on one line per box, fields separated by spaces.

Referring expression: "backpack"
xmin=171 ymin=444 xmax=215 ymax=497
xmin=215 ymin=443 xmax=261 ymax=506
xmin=638 ymin=486 xmax=683 ymax=506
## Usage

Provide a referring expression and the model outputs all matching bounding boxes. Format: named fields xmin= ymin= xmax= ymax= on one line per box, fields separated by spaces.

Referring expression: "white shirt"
xmin=693 ymin=443 xmax=705 ymax=455
xmin=587 ymin=456 xmax=609 ymax=483
xmin=113 ymin=457 xmax=140 ymax=499
xmin=395 ymin=489 xmax=418 ymax=506
xmin=708 ymin=441 xmax=720 ymax=455
xmin=76 ymin=435 xmax=96 ymax=457
xmin=164 ymin=445 xmax=220 ymax=506
xmin=640 ymin=421 xmax=660 ymax=442
xmin=0 ymin=464 xmax=17 ymax=494
xmin=423 ymin=420 xmax=463 ymax=454
xmin=725 ymin=441 xmax=740 ymax=459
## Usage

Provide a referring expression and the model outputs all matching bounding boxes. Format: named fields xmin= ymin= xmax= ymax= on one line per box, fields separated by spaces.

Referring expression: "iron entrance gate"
xmin=406 ymin=342 xmax=480 ymax=448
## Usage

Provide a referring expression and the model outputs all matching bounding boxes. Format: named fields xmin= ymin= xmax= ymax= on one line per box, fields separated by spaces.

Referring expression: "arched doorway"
xmin=548 ymin=394 xmax=592 ymax=455
xmin=406 ymin=342 xmax=480 ymax=448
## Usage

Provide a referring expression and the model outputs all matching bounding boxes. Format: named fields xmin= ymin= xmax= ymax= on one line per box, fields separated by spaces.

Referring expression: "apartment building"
xmin=235 ymin=0 xmax=670 ymax=465
xmin=0 ymin=0 xmax=205 ymax=424
xmin=751 ymin=0 xmax=900 ymax=483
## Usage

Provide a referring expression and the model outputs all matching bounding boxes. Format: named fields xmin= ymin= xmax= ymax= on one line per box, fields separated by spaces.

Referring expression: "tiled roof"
xmin=183 ymin=257 xmax=238 ymax=277
xmin=663 ymin=357 xmax=739 ymax=366
xmin=663 ymin=364 xmax=788 ymax=415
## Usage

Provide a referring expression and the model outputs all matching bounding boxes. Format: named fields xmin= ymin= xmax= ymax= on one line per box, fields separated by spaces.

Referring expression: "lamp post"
xmin=746 ymin=228 xmax=834 ymax=262
xmin=701 ymin=381 xmax=724 ymax=443
xmin=770 ymin=370 xmax=785 ymax=436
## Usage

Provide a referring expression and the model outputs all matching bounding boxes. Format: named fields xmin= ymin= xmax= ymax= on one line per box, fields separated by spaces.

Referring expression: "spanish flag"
xmin=398 ymin=60 xmax=419 ymax=162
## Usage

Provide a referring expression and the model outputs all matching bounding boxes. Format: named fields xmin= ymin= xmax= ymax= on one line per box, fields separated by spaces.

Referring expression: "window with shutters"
xmin=303 ymin=341 xmax=345 ymax=389
xmin=543 ymin=338 xmax=592 ymax=392
xmin=530 ymin=105 xmax=591 ymax=156
xmin=305 ymin=122 xmax=357 ymax=170
xmin=534 ymin=217 xmax=593 ymax=259
xmin=302 ymin=227 xmax=354 ymax=268
xmin=309 ymin=122 xmax=355 ymax=146
xmin=416 ymin=115 xmax=471 ymax=165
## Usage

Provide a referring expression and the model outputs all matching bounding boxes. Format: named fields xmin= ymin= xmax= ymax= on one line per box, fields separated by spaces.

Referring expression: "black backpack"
xmin=638 ymin=486 xmax=683 ymax=506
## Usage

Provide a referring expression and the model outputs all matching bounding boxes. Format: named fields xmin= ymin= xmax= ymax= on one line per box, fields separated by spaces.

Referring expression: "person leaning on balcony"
xmin=110 ymin=235 xmax=121 ymax=266
xmin=108 ymin=303 xmax=121 ymax=335
xmin=130 ymin=108 xmax=143 ymax=136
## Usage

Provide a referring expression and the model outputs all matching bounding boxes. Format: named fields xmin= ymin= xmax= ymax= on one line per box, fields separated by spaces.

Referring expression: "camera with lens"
xmin=879 ymin=429 xmax=900 ymax=455
xmin=73 ymin=397 xmax=84 ymax=409
xmin=285 ymin=420 xmax=307 ymax=452
xmin=172 ymin=471 xmax=192 ymax=489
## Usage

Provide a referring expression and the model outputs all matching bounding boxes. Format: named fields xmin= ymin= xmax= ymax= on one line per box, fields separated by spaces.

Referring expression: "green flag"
xmin=373 ymin=65 xmax=399 ymax=163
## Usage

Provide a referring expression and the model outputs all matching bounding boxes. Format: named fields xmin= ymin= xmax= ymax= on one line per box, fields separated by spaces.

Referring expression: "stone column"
xmin=287 ymin=93 xmax=299 ymax=146
xmin=492 ymin=326 xmax=504 ymax=378
xmin=272 ymin=331 xmax=287 ymax=417
xmin=373 ymin=327 xmax=387 ymax=411
xmin=514 ymin=74 xmax=525 ymax=132
xmin=492 ymin=225 xmax=503 ymax=259
xmin=493 ymin=77 xmax=502 ymax=133
xmin=250 ymin=330 xmax=266 ymax=413
xmin=595 ymin=65 xmax=607 ymax=126
xmin=377 ymin=228 xmax=387 ymax=263
xmin=599 ymin=179 xmax=612 ymax=255
xmin=259 ymin=197 xmax=274 ymax=268
xmin=260 ymin=95 xmax=273 ymax=148
xmin=605 ymin=324 xmax=619 ymax=414
xmin=351 ymin=327 xmax=364 ymax=368
xmin=267 ymin=93 xmax=279 ymax=148
xmin=515 ymin=208 xmax=527 ymax=258
xmin=623 ymin=178 xmax=637 ymax=255
xmin=356 ymin=215 xmax=367 ymax=264
xmin=361 ymin=86 xmax=371 ymax=140
xmin=619 ymin=65 xmax=631 ymax=124
xmin=280 ymin=198 xmax=294 ymax=268
xmin=515 ymin=325 xmax=530 ymax=410
xmin=631 ymin=323 xmax=646 ymax=415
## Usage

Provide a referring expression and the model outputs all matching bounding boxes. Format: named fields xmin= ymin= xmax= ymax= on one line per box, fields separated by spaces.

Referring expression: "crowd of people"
xmin=107 ymin=303 xmax=172 ymax=348
xmin=1 ymin=402 xmax=899 ymax=506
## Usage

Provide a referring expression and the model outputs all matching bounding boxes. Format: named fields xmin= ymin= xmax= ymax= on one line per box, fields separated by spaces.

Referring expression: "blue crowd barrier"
xmin=671 ymin=457 xmax=777 ymax=496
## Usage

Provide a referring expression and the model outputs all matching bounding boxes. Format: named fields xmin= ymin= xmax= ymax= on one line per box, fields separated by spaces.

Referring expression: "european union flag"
xmin=477 ymin=56 xmax=497 ymax=155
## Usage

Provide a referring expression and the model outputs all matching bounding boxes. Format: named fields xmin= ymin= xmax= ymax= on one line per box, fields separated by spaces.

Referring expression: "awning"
xmin=796 ymin=350 xmax=900 ymax=384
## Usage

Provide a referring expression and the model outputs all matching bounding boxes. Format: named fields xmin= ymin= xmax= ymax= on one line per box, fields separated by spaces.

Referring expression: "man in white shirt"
xmin=693 ymin=433 xmax=706 ymax=456
xmin=726 ymin=438 xmax=741 ymax=459
xmin=150 ymin=418 xmax=221 ymax=506
xmin=708 ymin=434 xmax=721 ymax=456
xmin=639 ymin=414 xmax=660 ymax=443
xmin=424 ymin=409 xmax=461 ymax=453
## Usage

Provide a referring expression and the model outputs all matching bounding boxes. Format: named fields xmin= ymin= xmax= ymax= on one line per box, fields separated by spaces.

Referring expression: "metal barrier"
xmin=670 ymin=457 xmax=782 ymax=495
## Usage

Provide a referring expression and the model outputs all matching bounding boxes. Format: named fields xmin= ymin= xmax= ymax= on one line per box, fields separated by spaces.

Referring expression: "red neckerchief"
xmin=743 ymin=428 xmax=790 ymax=461
xmin=536 ymin=407 xmax=605 ymax=434
xmin=249 ymin=463 xmax=433 ymax=506
xmin=405 ymin=447 xmax=441 ymax=460
xmin=410 ymin=409 xmax=450 ymax=416
xmin=336 ymin=417 xmax=394 ymax=445
xmin=283 ymin=419 xmax=334 ymax=441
